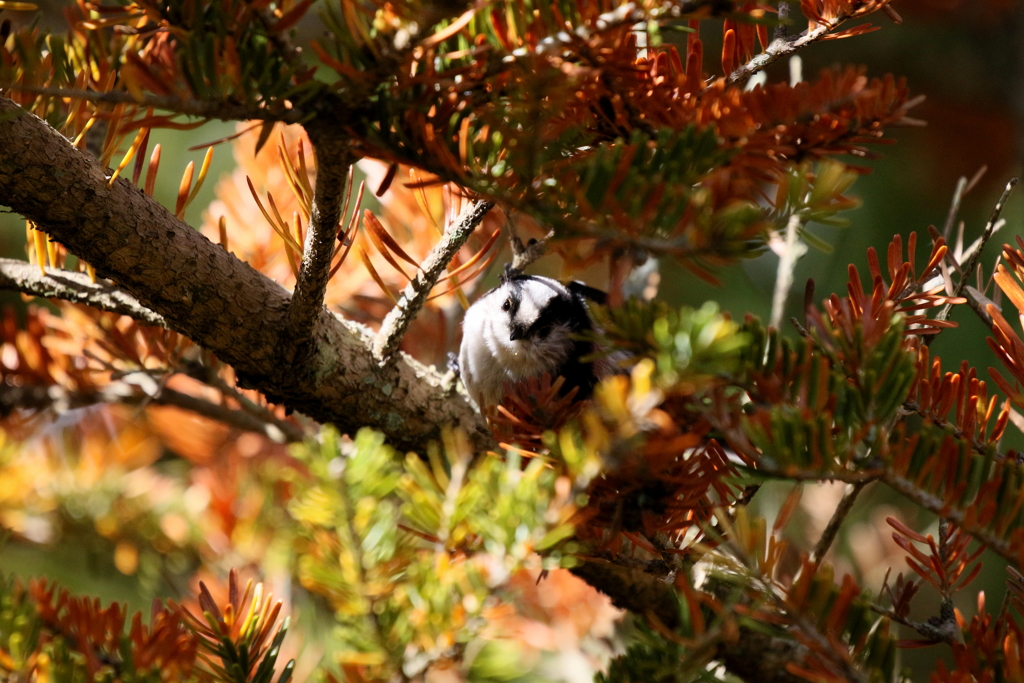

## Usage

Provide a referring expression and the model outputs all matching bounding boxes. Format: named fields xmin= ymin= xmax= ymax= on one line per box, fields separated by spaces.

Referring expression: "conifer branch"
xmin=900 ymin=399 xmax=1011 ymax=462
xmin=0 ymin=378 xmax=304 ymax=442
xmin=4 ymin=86 xmax=307 ymax=124
xmin=963 ymin=285 xmax=995 ymax=327
xmin=809 ymin=480 xmax=867 ymax=574
xmin=0 ymin=95 xmax=490 ymax=451
xmin=724 ymin=26 xmax=832 ymax=89
xmin=573 ymin=560 xmax=819 ymax=683
xmin=723 ymin=5 xmax=891 ymax=89
xmin=180 ymin=359 xmax=309 ymax=442
xmin=882 ymin=473 xmax=1017 ymax=566
xmin=774 ymin=2 xmax=790 ymax=41
xmin=870 ymin=604 xmax=959 ymax=644
xmin=372 ymin=200 xmax=494 ymax=362
xmin=288 ymin=132 xmax=355 ymax=343
xmin=0 ymin=258 xmax=167 ymax=327
xmin=932 ymin=177 xmax=1017 ymax=327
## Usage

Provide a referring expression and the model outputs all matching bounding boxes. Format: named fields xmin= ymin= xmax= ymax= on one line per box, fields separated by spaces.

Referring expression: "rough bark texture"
xmin=287 ymin=129 xmax=353 ymax=343
xmin=372 ymin=200 xmax=494 ymax=362
xmin=0 ymin=96 xmax=490 ymax=451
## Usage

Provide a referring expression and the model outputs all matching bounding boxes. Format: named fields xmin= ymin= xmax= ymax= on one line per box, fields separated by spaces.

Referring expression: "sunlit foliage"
xmin=2 ymin=0 xmax=1024 ymax=682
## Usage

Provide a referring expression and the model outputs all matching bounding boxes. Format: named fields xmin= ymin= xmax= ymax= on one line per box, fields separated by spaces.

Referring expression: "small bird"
xmin=458 ymin=266 xmax=609 ymax=409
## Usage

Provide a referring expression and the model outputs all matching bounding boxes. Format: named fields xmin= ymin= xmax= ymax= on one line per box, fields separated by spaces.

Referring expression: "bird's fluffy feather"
xmin=459 ymin=272 xmax=605 ymax=409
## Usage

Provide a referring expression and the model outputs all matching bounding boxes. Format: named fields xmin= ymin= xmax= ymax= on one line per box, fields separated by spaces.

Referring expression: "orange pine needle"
xmin=426 ymin=249 xmax=498 ymax=301
xmin=71 ymin=116 xmax=97 ymax=149
xmin=175 ymin=161 xmax=195 ymax=218
xmin=375 ymin=163 xmax=398 ymax=197
xmin=363 ymin=210 xmax=417 ymax=278
xmin=421 ymin=8 xmax=476 ymax=48
xmin=246 ymin=177 xmax=303 ymax=253
xmin=32 ymin=226 xmax=47 ymax=275
xmin=437 ymin=228 xmax=501 ymax=282
xmin=358 ymin=247 xmax=399 ymax=304
xmin=218 ymin=216 xmax=229 ymax=251
xmin=108 ymin=123 xmax=150 ymax=186
xmin=144 ymin=143 xmax=162 ymax=196
xmin=181 ymin=146 xmax=214 ymax=213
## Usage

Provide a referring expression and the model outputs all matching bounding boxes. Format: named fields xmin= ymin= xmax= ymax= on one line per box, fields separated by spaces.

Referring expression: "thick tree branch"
xmin=288 ymin=131 xmax=354 ymax=343
xmin=372 ymin=200 xmax=494 ymax=362
xmin=0 ymin=377 xmax=305 ymax=442
xmin=0 ymin=258 xmax=167 ymax=326
xmin=0 ymin=95 xmax=490 ymax=452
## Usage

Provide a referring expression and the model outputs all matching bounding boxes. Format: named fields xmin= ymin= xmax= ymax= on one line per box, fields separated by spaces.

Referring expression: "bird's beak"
xmin=509 ymin=326 xmax=526 ymax=341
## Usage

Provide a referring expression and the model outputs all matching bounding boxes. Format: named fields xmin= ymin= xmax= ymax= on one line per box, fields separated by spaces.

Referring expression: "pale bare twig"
xmin=722 ymin=4 xmax=897 ymax=90
xmin=0 ymin=378 xmax=302 ymax=442
xmin=770 ymin=214 xmax=805 ymax=330
xmin=930 ymin=177 xmax=1016 ymax=332
xmin=808 ymin=480 xmax=868 ymax=575
xmin=0 ymin=257 xmax=166 ymax=326
xmin=506 ymin=213 xmax=554 ymax=272
xmin=372 ymin=200 xmax=495 ymax=362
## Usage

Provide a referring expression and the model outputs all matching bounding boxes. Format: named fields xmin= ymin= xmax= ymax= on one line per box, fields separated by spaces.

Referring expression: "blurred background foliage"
xmin=1 ymin=1 xmax=1023 ymax=681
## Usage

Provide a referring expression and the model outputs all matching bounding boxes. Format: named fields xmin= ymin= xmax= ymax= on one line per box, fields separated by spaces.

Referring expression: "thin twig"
xmin=755 ymin=468 xmax=882 ymax=485
xmin=942 ymin=176 xmax=968 ymax=241
xmin=4 ymin=85 xmax=306 ymax=124
xmin=182 ymin=359 xmax=307 ymax=442
xmin=0 ymin=257 xmax=166 ymax=326
xmin=962 ymin=285 xmax=995 ymax=327
xmin=723 ymin=24 xmax=835 ymax=89
xmin=900 ymin=399 xmax=1011 ymax=463
xmin=882 ymin=472 xmax=1016 ymax=566
xmin=869 ymin=604 xmax=959 ymax=645
xmin=287 ymin=133 xmax=354 ymax=341
xmin=931 ymin=178 xmax=1017 ymax=331
xmin=506 ymin=212 xmax=554 ymax=272
xmin=770 ymin=214 xmax=804 ymax=330
xmin=773 ymin=1 xmax=790 ymax=42
xmin=0 ymin=378 xmax=302 ymax=442
xmin=722 ymin=5 xmax=887 ymax=90
xmin=372 ymin=200 xmax=494 ymax=362
xmin=808 ymin=480 xmax=868 ymax=575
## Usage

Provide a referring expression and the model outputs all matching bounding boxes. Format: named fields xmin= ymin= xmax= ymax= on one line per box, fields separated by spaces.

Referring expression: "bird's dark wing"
xmin=567 ymin=281 xmax=608 ymax=305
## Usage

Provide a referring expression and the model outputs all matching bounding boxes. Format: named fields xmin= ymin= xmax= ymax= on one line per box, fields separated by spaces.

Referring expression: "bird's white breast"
xmin=459 ymin=286 xmax=572 ymax=408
